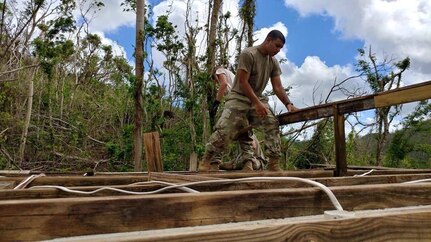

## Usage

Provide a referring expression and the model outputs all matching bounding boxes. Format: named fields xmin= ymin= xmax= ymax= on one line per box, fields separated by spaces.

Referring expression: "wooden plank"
xmin=310 ymin=164 xmax=415 ymax=170
xmin=148 ymin=172 xmax=223 ymax=183
xmin=200 ymin=170 xmax=335 ymax=178
xmin=0 ymin=181 xmax=14 ymax=189
xmin=337 ymin=96 xmax=375 ymax=114
xmin=1 ymin=173 xmax=431 ymax=200
xmin=0 ymin=175 xmax=148 ymax=187
xmin=201 ymin=168 xmax=431 ymax=179
xmin=0 ymin=184 xmax=175 ymax=200
xmin=278 ymin=80 xmax=431 ymax=125
xmin=278 ymin=103 xmax=334 ymax=124
xmin=189 ymin=152 xmax=198 ymax=172
xmin=374 ymin=81 xmax=431 ymax=108
xmin=55 ymin=205 xmax=431 ymax=242
xmin=1 ymin=183 xmax=431 ymax=240
xmin=0 ymin=170 xmax=32 ymax=176
xmin=144 ymin=132 xmax=163 ymax=172
xmin=314 ymin=173 xmax=431 ymax=187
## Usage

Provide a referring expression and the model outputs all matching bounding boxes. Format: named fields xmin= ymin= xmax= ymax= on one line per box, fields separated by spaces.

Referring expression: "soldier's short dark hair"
xmin=266 ymin=30 xmax=285 ymax=44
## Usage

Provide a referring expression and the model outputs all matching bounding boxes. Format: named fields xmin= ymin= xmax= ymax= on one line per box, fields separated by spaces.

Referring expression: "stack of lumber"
xmin=1 ymin=168 xmax=431 ymax=241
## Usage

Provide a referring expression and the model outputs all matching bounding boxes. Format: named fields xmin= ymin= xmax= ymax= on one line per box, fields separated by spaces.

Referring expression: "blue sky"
xmin=254 ymin=0 xmax=363 ymax=67
xmin=87 ymin=0 xmax=430 ymax=135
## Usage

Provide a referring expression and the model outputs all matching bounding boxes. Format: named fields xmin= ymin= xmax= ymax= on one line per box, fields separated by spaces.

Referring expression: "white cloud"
xmin=284 ymin=0 xmax=431 ymax=80
xmin=270 ymin=56 xmax=356 ymax=114
xmin=76 ymin=0 xmax=135 ymax=33
xmin=92 ymin=31 xmax=128 ymax=58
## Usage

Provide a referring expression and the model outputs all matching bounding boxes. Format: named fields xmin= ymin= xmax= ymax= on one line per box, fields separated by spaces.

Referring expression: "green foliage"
xmin=121 ymin=0 xmax=136 ymax=12
xmin=402 ymin=100 xmax=431 ymax=128
xmin=384 ymin=119 xmax=431 ymax=168
xmin=385 ymin=131 xmax=412 ymax=167
xmin=33 ymin=32 xmax=75 ymax=79
xmin=144 ymin=84 xmax=166 ymax=131
xmin=355 ymin=47 xmax=411 ymax=165
xmin=279 ymin=135 xmax=303 ymax=170
xmin=293 ymin=119 xmax=334 ymax=169
xmin=346 ymin=130 xmax=356 ymax=163
xmin=161 ymin=128 xmax=191 ymax=171
xmin=106 ymin=125 xmax=133 ymax=162
xmin=356 ymin=48 xmax=410 ymax=93
xmin=146 ymin=15 xmax=184 ymax=60
xmin=32 ymin=0 xmax=76 ymax=78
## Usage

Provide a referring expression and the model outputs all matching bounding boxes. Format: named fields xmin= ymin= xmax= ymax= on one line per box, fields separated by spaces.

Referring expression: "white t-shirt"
xmin=215 ymin=68 xmax=235 ymax=93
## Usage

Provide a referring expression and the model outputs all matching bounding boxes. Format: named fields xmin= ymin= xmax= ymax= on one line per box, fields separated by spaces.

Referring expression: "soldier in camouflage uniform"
xmin=210 ymin=66 xmax=266 ymax=171
xmin=199 ymin=30 xmax=299 ymax=172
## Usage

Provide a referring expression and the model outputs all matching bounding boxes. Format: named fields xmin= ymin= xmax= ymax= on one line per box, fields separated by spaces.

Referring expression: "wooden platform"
xmin=1 ymin=168 xmax=431 ymax=241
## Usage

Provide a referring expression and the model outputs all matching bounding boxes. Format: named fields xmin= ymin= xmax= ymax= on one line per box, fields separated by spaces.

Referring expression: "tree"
xmin=402 ymin=100 xmax=431 ymax=128
xmin=206 ymin=0 xmax=221 ymax=72
xmin=294 ymin=119 xmax=334 ymax=169
xmin=234 ymin=0 xmax=255 ymax=67
xmin=356 ymin=47 xmax=410 ymax=166
xmin=133 ymin=0 xmax=145 ymax=171
xmin=204 ymin=0 xmax=222 ymax=138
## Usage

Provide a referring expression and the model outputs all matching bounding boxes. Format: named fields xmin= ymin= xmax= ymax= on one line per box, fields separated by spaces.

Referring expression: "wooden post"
xmin=189 ymin=152 xmax=198 ymax=171
xmin=143 ymin=132 xmax=163 ymax=172
xmin=333 ymin=105 xmax=347 ymax=176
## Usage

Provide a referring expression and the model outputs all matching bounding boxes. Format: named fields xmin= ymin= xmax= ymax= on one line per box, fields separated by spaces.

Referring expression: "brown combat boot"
xmin=219 ymin=161 xmax=235 ymax=170
xmin=267 ymin=158 xmax=281 ymax=172
xmin=198 ymin=160 xmax=219 ymax=172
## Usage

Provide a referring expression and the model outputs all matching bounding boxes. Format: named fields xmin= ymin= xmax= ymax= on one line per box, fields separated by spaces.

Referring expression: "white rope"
xmin=14 ymin=173 xmax=45 ymax=189
xmin=29 ymin=180 xmax=199 ymax=194
xmin=28 ymin=177 xmax=344 ymax=211
xmin=162 ymin=177 xmax=344 ymax=211
xmin=402 ymin=178 xmax=431 ymax=184
xmin=353 ymin=169 xmax=375 ymax=177
xmin=132 ymin=177 xmax=344 ymax=211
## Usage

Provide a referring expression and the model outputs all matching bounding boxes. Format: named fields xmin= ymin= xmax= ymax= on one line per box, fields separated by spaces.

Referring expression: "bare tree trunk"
xmin=60 ymin=75 xmax=65 ymax=118
xmin=243 ymin=0 xmax=255 ymax=47
xmin=218 ymin=15 xmax=233 ymax=67
xmin=235 ymin=0 xmax=255 ymax=67
xmin=203 ymin=0 xmax=222 ymax=142
xmin=0 ymin=0 xmax=7 ymax=46
xmin=18 ymin=68 xmax=37 ymax=165
xmin=133 ymin=0 xmax=145 ymax=171
xmin=376 ymin=107 xmax=390 ymax=166
xmin=206 ymin=0 xmax=222 ymax=71
xmin=375 ymin=115 xmax=383 ymax=166
xmin=185 ymin=1 xmax=198 ymax=154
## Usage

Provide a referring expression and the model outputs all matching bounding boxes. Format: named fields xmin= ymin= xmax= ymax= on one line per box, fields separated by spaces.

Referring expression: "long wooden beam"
xmin=148 ymin=172 xmax=223 ymax=183
xmin=53 ymin=205 xmax=431 ymax=242
xmin=201 ymin=168 xmax=431 ymax=179
xmin=0 ymin=175 xmax=148 ymax=188
xmin=1 ymin=183 xmax=431 ymax=240
xmin=278 ymin=80 xmax=431 ymax=125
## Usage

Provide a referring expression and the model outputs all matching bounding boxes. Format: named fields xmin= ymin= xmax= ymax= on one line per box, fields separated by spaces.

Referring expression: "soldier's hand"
xmin=287 ymin=103 xmax=299 ymax=112
xmin=209 ymin=100 xmax=220 ymax=126
xmin=254 ymin=100 xmax=268 ymax=117
xmin=210 ymin=100 xmax=220 ymax=115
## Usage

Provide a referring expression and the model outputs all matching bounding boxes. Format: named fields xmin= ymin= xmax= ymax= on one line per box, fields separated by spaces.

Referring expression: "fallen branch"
xmin=0 ymin=64 xmax=39 ymax=76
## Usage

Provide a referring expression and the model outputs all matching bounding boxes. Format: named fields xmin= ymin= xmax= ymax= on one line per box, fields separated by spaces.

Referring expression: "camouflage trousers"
xmin=203 ymin=98 xmax=281 ymax=166
xmin=210 ymin=101 xmax=258 ymax=166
